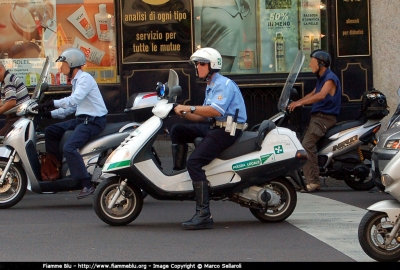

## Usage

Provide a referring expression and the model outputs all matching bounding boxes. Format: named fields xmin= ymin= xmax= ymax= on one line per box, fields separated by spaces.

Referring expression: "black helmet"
xmin=310 ymin=49 xmax=331 ymax=67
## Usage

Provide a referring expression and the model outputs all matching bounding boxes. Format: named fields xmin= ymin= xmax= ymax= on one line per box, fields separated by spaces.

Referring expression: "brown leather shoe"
xmin=77 ymin=186 xmax=95 ymax=199
xmin=300 ymin=183 xmax=321 ymax=193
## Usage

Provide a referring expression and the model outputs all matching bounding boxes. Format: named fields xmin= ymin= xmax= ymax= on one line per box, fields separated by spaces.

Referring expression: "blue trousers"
xmin=44 ymin=115 xmax=107 ymax=187
xmin=170 ymin=123 xmax=241 ymax=182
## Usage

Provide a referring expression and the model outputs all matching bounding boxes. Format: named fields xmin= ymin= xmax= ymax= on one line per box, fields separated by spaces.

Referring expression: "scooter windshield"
xmin=167 ymin=69 xmax=179 ymax=88
xmin=31 ymin=56 xmax=50 ymax=101
xmin=277 ymin=50 xmax=305 ymax=112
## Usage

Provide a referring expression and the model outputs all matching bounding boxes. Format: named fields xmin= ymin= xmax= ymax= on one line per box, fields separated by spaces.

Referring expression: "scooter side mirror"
xmin=289 ymin=88 xmax=299 ymax=101
xmin=168 ymin=85 xmax=182 ymax=103
xmin=41 ymin=82 xmax=49 ymax=92
xmin=36 ymin=82 xmax=49 ymax=103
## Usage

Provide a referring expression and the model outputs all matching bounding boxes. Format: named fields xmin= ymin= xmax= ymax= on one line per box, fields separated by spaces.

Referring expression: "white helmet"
xmin=190 ymin=47 xmax=222 ymax=70
xmin=56 ymin=47 xmax=86 ymax=68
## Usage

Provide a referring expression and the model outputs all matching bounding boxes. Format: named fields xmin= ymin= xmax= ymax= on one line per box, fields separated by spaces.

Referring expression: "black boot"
xmin=182 ymin=181 xmax=213 ymax=230
xmin=171 ymin=143 xmax=188 ymax=172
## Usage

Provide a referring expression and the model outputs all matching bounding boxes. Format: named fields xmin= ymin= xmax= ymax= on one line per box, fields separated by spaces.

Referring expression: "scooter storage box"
xmin=360 ymin=88 xmax=389 ymax=119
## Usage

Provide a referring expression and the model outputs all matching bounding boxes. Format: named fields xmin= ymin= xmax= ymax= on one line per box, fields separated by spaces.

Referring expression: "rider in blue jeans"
xmin=37 ymin=47 xmax=108 ymax=199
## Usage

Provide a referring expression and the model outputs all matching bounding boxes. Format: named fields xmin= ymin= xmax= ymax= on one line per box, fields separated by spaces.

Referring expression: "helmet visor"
xmin=55 ymin=55 xmax=66 ymax=62
xmin=189 ymin=57 xmax=210 ymax=66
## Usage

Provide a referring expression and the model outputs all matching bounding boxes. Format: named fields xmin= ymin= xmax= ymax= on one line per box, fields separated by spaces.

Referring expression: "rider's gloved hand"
xmin=37 ymin=100 xmax=54 ymax=112
xmin=42 ymin=110 xmax=52 ymax=119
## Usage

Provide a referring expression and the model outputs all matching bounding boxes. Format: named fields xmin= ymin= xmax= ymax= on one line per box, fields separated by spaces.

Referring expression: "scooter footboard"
xmin=367 ymin=200 xmax=400 ymax=222
xmin=99 ymin=173 xmax=121 ymax=183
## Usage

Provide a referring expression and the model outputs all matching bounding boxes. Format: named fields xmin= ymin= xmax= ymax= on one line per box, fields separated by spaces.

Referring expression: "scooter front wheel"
xmin=358 ymin=210 xmax=400 ymax=262
xmin=93 ymin=178 xmax=143 ymax=226
xmin=249 ymin=176 xmax=297 ymax=222
xmin=0 ymin=158 xmax=27 ymax=209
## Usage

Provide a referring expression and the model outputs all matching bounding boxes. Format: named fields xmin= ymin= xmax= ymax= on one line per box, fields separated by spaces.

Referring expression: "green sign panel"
xmin=232 ymin=159 xmax=261 ymax=171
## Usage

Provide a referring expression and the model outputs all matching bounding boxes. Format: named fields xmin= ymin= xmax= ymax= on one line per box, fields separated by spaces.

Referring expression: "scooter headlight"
xmin=389 ymin=121 xmax=400 ymax=129
xmin=382 ymin=174 xmax=394 ymax=186
xmin=384 ymin=139 xmax=400 ymax=149
xmin=16 ymin=103 xmax=27 ymax=116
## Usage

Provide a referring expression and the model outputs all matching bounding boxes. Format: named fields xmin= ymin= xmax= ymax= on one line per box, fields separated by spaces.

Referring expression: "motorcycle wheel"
xmin=36 ymin=134 xmax=46 ymax=153
xmin=0 ymin=158 xmax=27 ymax=209
xmin=93 ymin=178 xmax=143 ymax=226
xmin=249 ymin=176 xmax=297 ymax=222
xmin=343 ymin=149 xmax=376 ymax=191
xmin=358 ymin=210 xmax=400 ymax=262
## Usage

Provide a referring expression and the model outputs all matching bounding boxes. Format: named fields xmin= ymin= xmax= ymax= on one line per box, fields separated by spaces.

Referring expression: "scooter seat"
xmin=194 ymin=120 xmax=277 ymax=161
xmin=324 ymin=118 xmax=367 ymax=139
xmin=59 ymin=121 xmax=130 ymax=153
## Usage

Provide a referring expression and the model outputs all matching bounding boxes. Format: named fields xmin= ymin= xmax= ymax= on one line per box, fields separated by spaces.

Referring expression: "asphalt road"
xmin=0 ymin=152 xmax=392 ymax=265
xmin=0 ymin=176 xmax=389 ymax=264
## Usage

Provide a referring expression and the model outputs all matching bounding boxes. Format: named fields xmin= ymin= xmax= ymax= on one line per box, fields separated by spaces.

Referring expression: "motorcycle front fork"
xmin=0 ymin=150 xmax=16 ymax=185
xmin=386 ymin=216 xmax=400 ymax=245
xmin=107 ymin=179 xmax=128 ymax=209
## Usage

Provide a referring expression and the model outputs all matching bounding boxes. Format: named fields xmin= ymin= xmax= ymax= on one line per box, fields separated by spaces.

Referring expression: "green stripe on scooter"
xmin=107 ymin=160 xmax=130 ymax=170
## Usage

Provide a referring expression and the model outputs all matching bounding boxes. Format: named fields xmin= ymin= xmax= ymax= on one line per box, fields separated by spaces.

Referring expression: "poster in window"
xmin=336 ymin=0 xmax=370 ymax=57
xmin=193 ymin=0 xmax=257 ymax=74
xmin=259 ymin=0 xmax=299 ymax=73
xmin=55 ymin=0 xmax=117 ymax=83
xmin=299 ymin=0 xmax=321 ymax=72
xmin=0 ymin=0 xmax=57 ymax=86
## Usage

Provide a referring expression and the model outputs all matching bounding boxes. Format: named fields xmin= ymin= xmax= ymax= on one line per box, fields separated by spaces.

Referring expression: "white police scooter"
xmin=92 ymin=51 xmax=308 ymax=226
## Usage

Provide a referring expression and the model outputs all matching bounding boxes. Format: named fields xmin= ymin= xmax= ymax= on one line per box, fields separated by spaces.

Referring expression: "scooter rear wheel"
xmin=0 ymin=158 xmax=27 ymax=209
xmin=358 ymin=210 xmax=400 ymax=262
xmin=93 ymin=178 xmax=143 ymax=226
xmin=249 ymin=176 xmax=297 ymax=222
xmin=343 ymin=150 xmax=376 ymax=191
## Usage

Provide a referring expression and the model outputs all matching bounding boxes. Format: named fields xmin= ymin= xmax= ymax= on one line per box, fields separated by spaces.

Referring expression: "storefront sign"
xmin=260 ymin=0 xmax=300 ymax=73
xmin=121 ymin=0 xmax=192 ymax=64
xmin=336 ymin=0 xmax=371 ymax=57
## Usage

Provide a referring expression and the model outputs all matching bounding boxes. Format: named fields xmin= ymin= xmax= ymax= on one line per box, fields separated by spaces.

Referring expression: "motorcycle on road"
xmin=266 ymin=85 xmax=388 ymax=191
xmin=371 ymin=87 xmax=400 ymax=192
xmin=0 ymin=57 xmax=157 ymax=209
xmin=92 ymin=51 xmax=308 ymax=226
xmin=358 ymin=149 xmax=400 ymax=262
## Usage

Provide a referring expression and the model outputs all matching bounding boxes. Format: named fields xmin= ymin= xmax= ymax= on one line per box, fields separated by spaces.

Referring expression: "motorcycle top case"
xmin=360 ymin=88 xmax=390 ymax=119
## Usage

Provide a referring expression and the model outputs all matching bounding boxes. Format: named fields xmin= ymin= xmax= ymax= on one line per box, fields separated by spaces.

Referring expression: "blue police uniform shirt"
xmin=311 ymin=68 xmax=341 ymax=116
xmin=204 ymin=73 xmax=247 ymax=123
xmin=51 ymin=70 xmax=108 ymax=119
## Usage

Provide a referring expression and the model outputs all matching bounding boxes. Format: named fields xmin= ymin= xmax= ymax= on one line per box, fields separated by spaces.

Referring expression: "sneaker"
xmin=300 ymin=183 xmax=321 ymax=193
xmin=77 ymin=186 xmax=95 ymax=199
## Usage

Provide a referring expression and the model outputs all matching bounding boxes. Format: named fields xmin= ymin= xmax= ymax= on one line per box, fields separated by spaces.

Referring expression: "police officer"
xmin=171 ymin=47 xmax=247 ymax=230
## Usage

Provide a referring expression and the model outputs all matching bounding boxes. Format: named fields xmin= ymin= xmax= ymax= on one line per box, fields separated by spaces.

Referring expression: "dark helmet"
xmin=310 ymin=49 xmax=331 ymax=67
